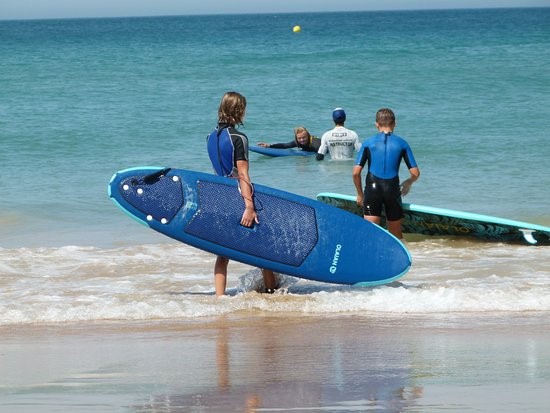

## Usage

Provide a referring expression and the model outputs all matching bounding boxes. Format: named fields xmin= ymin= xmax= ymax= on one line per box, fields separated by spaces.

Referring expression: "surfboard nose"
xmin=114 ymin=168 xmax=184 ymax=224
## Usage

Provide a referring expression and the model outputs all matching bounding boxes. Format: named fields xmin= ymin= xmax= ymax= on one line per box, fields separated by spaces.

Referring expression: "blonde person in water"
xmin=258 ymin=126 xmax=321 ymax=152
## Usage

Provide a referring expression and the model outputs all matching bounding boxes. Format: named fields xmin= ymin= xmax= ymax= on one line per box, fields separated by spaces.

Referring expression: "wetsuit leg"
xmin=383 ymin=178 xmax=404 ymax=221
xmin=363 ymin=173 xmax=384 ymax=217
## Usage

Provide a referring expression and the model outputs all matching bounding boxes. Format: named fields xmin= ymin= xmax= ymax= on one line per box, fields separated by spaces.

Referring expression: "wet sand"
xmin=1 ymin=314 xmax=549 ymax=412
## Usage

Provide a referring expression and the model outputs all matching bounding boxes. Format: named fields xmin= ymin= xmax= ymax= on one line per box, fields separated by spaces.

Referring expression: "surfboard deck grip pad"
xmin=185 ymin=181 xmax=318 ymax=266
xmin=120 ymin=174 xmax=183 ymax=223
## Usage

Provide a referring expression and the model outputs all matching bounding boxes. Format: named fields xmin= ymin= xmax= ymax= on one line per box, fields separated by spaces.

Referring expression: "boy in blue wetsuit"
xmin=352 ymin=108 xmax=420 ymax=239
xmin=206 ymin=91 xmax=277 ymax=296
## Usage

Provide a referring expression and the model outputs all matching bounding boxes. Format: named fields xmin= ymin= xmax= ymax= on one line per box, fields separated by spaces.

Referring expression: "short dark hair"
xmin=376 ymin=108 xmax=395 ymax=127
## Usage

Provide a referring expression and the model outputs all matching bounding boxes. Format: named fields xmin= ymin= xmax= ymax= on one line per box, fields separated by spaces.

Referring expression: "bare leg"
xmin=214 ymin=256 xmax=229 ymax=296
xmin=364 ymin=215 xmax=382 ymax=226
xmin=387 ymin=219 xmax=403 ymax=240
xmin=366 ymin=215 xmax=403 ymax=239
xmin=262 ymin=268 xmax=277 ymax=293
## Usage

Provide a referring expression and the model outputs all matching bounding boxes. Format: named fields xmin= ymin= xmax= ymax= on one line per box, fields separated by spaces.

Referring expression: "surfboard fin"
xmin=143 ymin=167 xmax=172 ymax=184
xmin=519 ymin=229 xmax=537 ymax=245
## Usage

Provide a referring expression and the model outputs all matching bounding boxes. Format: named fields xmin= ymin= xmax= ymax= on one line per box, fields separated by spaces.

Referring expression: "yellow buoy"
xmin=293 ymin=25 xmax=301 ymax=33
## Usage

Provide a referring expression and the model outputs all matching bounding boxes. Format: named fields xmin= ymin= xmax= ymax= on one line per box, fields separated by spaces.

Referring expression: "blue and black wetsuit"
xmin=206 ymin=123 xmax=249 ymax=177
xmin=355 ymin=132 xmax=418 ymax=220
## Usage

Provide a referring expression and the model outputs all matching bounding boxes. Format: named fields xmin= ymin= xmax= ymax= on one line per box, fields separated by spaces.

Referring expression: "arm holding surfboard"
xmin=236 ymin=159 xmax=257 ymax=227
xmin=257 ymin=140 xmax=297 ymax=149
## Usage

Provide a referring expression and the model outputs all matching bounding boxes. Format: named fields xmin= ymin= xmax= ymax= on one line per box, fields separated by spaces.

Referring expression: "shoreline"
xmin=2 ymin=315 xmax=549 ymax=412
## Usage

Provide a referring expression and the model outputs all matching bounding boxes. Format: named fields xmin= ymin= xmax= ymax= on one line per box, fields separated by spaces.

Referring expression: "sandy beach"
xmin=1 ymin=314 xmax=549 ymax=412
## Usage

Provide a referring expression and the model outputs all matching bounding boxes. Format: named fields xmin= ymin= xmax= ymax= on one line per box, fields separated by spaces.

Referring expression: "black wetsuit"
xmin=270 ymin=136 xmax=321 ymax=152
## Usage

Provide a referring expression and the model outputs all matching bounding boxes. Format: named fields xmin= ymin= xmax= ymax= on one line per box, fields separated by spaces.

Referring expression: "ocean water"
xmin=1 ymin=8 xmax=549 ymax=326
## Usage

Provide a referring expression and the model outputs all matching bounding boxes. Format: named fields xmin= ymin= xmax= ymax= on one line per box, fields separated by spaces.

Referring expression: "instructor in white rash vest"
xmin=316 ymin=108 xmax=361 ymax=161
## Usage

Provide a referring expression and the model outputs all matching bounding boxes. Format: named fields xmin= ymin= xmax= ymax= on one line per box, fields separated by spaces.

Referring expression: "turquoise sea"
xmin=1 ymin=8 xmax=550 ymax=411
xmin=2 ymin=8 xmax=550 ymax=249
xmin=1 ymin=5 xmax=550 ymax=319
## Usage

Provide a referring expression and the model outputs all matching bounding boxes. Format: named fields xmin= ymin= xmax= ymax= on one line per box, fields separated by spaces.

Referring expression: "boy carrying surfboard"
xmin=206 ymin=91 xmax=278 ymax=296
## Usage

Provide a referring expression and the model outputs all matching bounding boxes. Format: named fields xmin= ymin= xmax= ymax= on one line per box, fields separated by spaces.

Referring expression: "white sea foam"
xmin=0 ymin=240 xmax=548 ymax=326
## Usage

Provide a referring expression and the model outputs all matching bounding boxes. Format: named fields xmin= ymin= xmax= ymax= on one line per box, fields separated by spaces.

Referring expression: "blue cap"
xmin=332 ymin=108 xmax=346 ymax=123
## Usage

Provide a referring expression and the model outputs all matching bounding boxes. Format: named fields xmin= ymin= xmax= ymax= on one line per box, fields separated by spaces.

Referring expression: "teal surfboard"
xmin=108 ymin=168 xmax=411 ymax=286
xmin=317 ymin=192 xmax=550 ymax=245
xmin=249 ymin=145 xmax=316 ymax=157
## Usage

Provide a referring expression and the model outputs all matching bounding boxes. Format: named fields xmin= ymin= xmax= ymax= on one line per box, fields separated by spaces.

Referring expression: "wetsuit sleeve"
xmin=403 ymin=144 xmax=418 ymax=169
xmin=232 ymin=131 xmax=249 ymax=162
xmin=355 ymin=144 xmax=370 ymax=167
xmin=270 ymin=140 xmax=297 ymax=149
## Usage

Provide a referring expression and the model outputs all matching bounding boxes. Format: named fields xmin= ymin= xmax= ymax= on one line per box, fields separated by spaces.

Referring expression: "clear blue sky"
xmin=1 ymin=0 xmax=547 ymax=20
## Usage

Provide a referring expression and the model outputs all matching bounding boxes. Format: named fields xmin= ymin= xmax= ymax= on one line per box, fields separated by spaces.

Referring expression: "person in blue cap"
xmin=352 ymin=108 xmax=420 ymax=239
xmin=316 ymin=108 xmax=361 ymax=161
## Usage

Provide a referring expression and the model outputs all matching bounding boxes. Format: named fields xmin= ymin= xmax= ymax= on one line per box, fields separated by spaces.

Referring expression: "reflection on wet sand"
xmin=3 ymin=315 xmax=547 ymax=412
xmin=133 ymin=317 xmax=423 ymax=412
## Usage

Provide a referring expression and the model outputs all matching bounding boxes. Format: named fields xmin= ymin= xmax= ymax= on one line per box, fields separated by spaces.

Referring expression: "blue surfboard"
xmin=108 ymin=167 xmax=411 ymax=286
xmin=317 ymin=192 xmax=550 ymax=246
xmin=249 ymin=145 xmax=316 ymax=157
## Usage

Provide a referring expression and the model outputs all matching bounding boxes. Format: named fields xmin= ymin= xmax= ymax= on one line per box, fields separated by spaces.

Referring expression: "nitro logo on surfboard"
xmin=329 ymin=244 xmax=342 ymax=274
